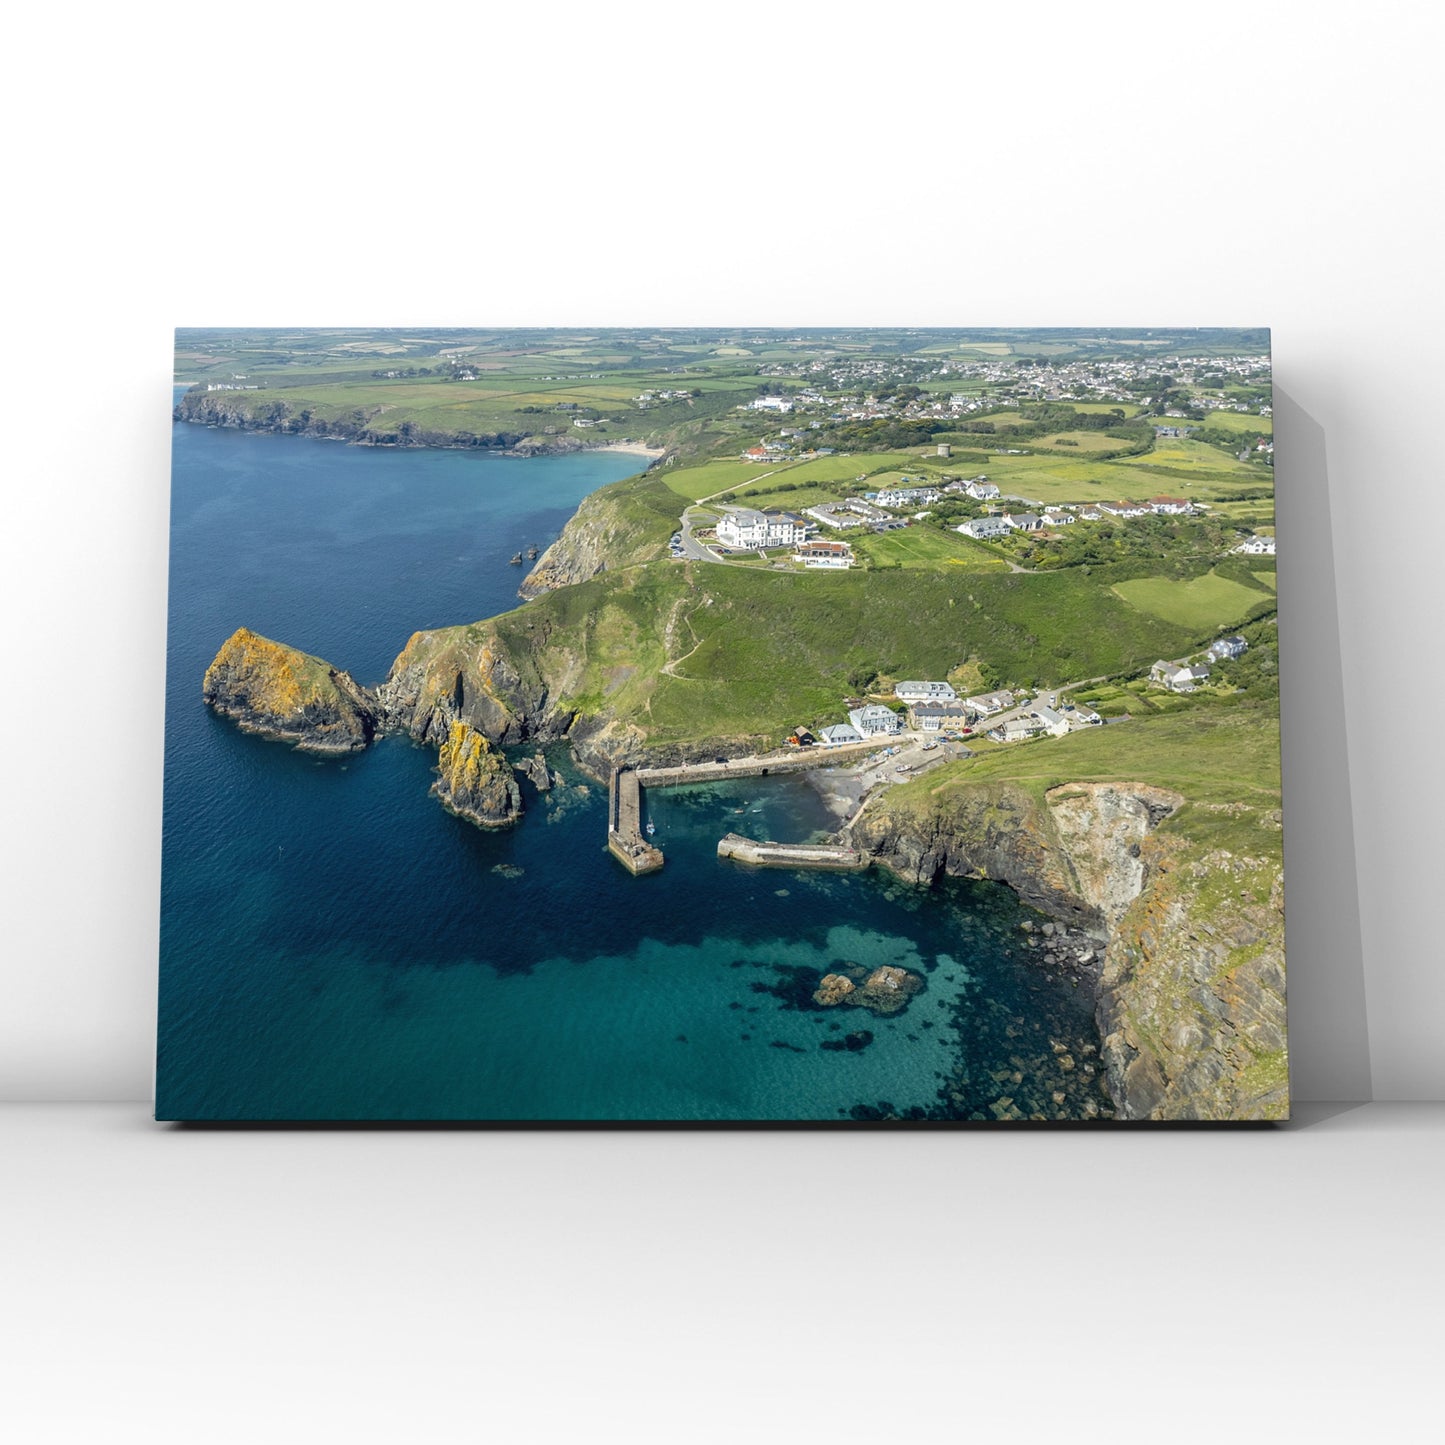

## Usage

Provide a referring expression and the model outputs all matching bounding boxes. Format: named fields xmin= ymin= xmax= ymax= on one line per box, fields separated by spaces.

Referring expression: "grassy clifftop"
xmin=851 ymin=700 xmax=1286 ymax=1120
xmin=494 ymin=557 xmax=1246 ymax=757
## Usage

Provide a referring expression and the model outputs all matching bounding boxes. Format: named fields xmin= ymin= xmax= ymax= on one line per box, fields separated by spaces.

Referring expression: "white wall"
xmin=3 ymin=0 xmax=1440 ymax=1100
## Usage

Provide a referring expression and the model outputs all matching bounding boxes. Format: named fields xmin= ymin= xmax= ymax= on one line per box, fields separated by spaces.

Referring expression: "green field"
xmin=1111 ymin=570 xmax=1273 ymax=631
xmin=852 ymin=527 xmax=1009 ymax=570
xmin=1118 ymin=437 xmax=1260 ymax=476
xmin=1195 ymin=410 xmax=1273 ymax=435
xmin=1026 ymin=430 xmax=1143 ymax=453
xmin=663 ymin=459 xmax=781 ymax=501
xmin=891 ymin=700 xmax=1281 ymax=861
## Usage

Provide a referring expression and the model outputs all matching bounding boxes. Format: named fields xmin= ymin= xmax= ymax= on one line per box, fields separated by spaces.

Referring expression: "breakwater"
xmin=607 ymin=767 xmax=664 ymax=875
xmin=607 ymin=743 xmax=882 ymax=876
xmin=635 ymin=740 xmax=878 ymax=789
xmin=717 ymin=833 xmax=870 ymax=871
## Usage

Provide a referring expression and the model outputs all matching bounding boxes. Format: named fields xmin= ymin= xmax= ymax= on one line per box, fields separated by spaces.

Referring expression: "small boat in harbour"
xmin=646 ymin=820 xmax=656 ymax=835
xmin=509 ymin=552 xmax=523 ymax=565
xmin=526 ymin=545 xmax=539 ymax=560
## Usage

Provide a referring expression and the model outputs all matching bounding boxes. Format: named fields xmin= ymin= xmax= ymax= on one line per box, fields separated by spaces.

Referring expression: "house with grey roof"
xmin=1030 ymin=705 xmax=1070 ymax=737
xmin=958 ymin=516 xmax=1011 ymax=540
xmin=1207 ymin=635 xmax=1249 ymax=662
xmin=908 ymin=700 xmax=973 ymax=732
xmin=964 ymin=690 xmax=1016 ymax=715
xmin=820 ymin=723 xmax=864 ymax=745
xmin=848 ymin=704 xmax=903 ymax=737
xmin=894 ymin=680 xmax=957 ymax=702
xmin=1150 ymin=660 xmax=1212 ymax=692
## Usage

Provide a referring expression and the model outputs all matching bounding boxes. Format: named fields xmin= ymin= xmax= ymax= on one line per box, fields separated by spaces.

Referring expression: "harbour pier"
xmin=606 ymin=739 xmax=883 ymax=876
xmin=716 ymin=833 xmax=869 ymax=871
xmin=607 ymin=767 xmax=664 ymax=875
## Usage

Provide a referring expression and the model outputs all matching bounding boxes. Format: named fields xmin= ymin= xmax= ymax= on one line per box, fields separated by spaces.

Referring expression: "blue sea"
xmin=158 ymin=399 xmax=1100 ymax=1120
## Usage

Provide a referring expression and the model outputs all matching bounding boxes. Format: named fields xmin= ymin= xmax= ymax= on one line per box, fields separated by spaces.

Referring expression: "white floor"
xmin=2 ymin=1103 xmax=1439 ymax=1443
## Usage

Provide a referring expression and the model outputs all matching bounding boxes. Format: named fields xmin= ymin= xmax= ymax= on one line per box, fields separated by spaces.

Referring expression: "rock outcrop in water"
xmin=813 ymin=964 xmax=924 ymax=1016
xmin=202 ymin=627 xmax=378 ymax=754
xmin=430 ymin=721 xmax=522 ymax=829
xmin=848 ymin=780 xmax=1287 ymax=1120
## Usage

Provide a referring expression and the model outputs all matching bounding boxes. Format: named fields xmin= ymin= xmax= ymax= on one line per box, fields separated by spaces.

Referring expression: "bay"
xmin=157 ymin=405 xmax=1099 ymax=1120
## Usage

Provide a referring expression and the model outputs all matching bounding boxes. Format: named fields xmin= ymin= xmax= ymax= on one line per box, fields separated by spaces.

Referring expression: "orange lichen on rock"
xmin=202 ymin=627 xmax=377 ymax=754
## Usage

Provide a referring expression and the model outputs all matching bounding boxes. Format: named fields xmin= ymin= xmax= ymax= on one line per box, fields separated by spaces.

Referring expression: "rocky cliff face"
xmin=373 ymin=623 xmax=565 ymax=747
xmin=848 ymin=779 xmax=1287 ymax=1120
xmin=430 ymin=721 xmax=522 ymax=828
xmin=1099 ymin=835 xmax=1288 ymax=1120
xmin=519 ymin=483 xmax=667 ymax=599
xmin=202 ymin=628 xmax=378 ymax=754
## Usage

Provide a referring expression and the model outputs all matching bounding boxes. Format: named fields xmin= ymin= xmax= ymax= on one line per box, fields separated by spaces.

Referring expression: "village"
xmin=670 ymin=468 xmax=1274 ymax=573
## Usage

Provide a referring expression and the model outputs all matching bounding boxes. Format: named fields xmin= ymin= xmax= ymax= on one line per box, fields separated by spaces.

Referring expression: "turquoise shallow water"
xmin=157 ymin=407 xmax=1100 ymax=1120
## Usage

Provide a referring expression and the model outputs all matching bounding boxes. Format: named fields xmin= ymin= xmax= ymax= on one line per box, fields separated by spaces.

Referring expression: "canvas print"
xmin=158 ymin=328 xmax=1286 ymax=1122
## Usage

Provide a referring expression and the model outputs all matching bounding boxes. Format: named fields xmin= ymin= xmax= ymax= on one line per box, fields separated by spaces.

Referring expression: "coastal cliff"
xmin=519 ymin=474 xmax=673 ymax=598
xmin=431 ymin=721 xmax=522 ymax=828
xmin=374 ymin=622 xmax=564 ymax=748
xmin=175 ymin=388 xmax=657 ymax=459
xmin=202 ymin=628 xmax=378 ymax=754
xmin=848 ymin=778 xmax=1287 ymax=1120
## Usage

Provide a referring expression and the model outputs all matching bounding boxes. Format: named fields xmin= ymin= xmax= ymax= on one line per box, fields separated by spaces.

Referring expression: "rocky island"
xmin=202 ymin=628 xmax=378 ymax=755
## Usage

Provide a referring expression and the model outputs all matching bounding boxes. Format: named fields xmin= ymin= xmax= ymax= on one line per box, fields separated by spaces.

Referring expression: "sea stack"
xmin=202 ymin=627 xmax=378 ymax=754
xmin=431 ymin=721 xmax=523 ymax=829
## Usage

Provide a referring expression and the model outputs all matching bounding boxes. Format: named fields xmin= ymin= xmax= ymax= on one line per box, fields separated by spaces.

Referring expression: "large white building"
xmin=958 ymin=516 xmax=1011 ymax=540
xmin=847 ymin=705 xmax=903 ymax=737
xmin=715 ymin=507 xmax=808 ymax=549
xmin=894 ymin=681 xmax=957 ymax=702
xmin=875 ymin=486 xmax=941 ymax=508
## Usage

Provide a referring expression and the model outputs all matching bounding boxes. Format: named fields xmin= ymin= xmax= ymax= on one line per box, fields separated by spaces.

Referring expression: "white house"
xmin=1030 ymin=705 xmax=1070 ymax=738
xmin=894 ymin=681 xmax=957 ymax=702
xmin=958 ymin=516 xmax=1011 ymax=540
xmin=1003 ymin=512 xmax=1042 ymax=531
xmin=751 ymin=395 xmax=793 ymax=413
xmin=793 ymin=540 xmax=853 ymax=569
xmin=989 ymin=717 xmax=1042 ymax=743
xmin=804 ymin=504 xmax=864 ymax=530
xmin=1235 ymin=535 xmax=1276 ymax=555
xmin=848 ymin=704 xmax=903 ymax=737
xmin=1150 ymin=496 xmax=1193 ymax=514
xmin=966 ymin=480 xmax=1001 ymax=500
xmin=715 ymin=507 xmax=808 ymax=549
xmin=875 ymin=486 xmax=942 ymax=508
xmin=1207 ymin=635 xmax=1249 ymax=662
xmin=1043 ymin=508 xmax=1076 ymax=526
xmin=820 ymin=723 xmax=863 ymax=745
xmin=1150 ymin=660 xmax=1211 ymax=692
xmin=1067 ymin=704 xmax=1103 ymax=728
xmin=965 ymin=689 xmax=1016 ymax=715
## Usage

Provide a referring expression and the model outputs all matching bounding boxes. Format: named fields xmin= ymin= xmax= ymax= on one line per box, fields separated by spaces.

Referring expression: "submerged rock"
xmin=202 ymin=627 xmax=377 ymax=754
xmin=431 ymin=721 xmax=522 ymax=829
xmin=812 ymin=964 xmax=924 ymax=1016
xmin=813 ymin=974 xmax=857 ymax=1007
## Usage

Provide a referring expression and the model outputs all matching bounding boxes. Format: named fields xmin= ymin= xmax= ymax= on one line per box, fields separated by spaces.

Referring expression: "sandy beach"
xmin=592 ymin=440 xmax=667 ymax=459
